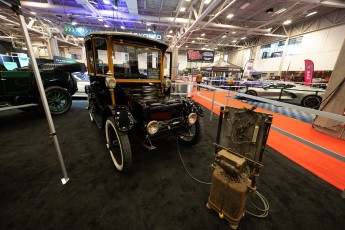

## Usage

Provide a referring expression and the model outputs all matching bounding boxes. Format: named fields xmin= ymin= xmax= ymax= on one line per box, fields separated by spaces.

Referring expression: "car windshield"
xmin=112 ymin=43 xmax=161 ymax=80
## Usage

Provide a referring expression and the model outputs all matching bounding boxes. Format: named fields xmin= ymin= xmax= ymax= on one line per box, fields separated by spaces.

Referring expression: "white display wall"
xmin=229 ymin=24 xmax=345 ymax=74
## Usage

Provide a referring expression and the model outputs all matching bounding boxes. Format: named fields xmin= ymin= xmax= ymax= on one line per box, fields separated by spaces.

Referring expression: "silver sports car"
xmin=238 ymin=82 xmax=325 ymax=109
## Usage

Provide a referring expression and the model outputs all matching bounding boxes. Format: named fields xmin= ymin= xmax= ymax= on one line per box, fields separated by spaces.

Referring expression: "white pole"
xmin=4 ymin=1 xmax=70 ymax=184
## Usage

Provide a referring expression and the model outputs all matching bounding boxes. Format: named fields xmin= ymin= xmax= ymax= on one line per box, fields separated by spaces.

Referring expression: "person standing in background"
xmin=196 ymin=72 xmax=202 ymax=91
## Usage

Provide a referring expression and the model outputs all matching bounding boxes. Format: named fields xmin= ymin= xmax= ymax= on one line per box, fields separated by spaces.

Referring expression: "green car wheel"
xmin=45 ymin=86 xmax=72 ymax=115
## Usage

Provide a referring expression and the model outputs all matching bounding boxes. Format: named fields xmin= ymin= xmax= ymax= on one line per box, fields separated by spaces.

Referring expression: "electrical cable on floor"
xmin=245 ymin=190 xmax=270 ymax=218
xmin=176 ymin=135 xmax=211 ymax=185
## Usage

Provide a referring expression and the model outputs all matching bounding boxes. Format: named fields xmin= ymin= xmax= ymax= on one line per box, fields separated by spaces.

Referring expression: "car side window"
xmin=85 ymin=39 xmax=94 ymax=74
xmin=94 ymin=38 xmax=110 ymax=75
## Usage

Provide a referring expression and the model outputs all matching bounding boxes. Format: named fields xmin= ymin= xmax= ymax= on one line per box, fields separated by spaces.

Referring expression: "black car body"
xmin=84 ymin=32 xmax=204 ymax=172
xmin=0 ymin=63 xmax=79 ymax=115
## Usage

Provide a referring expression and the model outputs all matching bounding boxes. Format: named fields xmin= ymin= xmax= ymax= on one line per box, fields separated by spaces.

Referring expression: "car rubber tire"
xmin=178 ymin=117 xmax=204 ymax=146
xmin=301 ymin=95 xmax=322 ymax=109
xmin=105 ymin=117 xmax=132 ymax=172
xmin=45 ymin=86 xmax=72 ymax=115
xmin=88 ymin=101 xmax=95 ymax=123
xmin=245 ymin=90 xmax=258 ymax=97
xmin=89 ymin=112 xmax=94 ymax=122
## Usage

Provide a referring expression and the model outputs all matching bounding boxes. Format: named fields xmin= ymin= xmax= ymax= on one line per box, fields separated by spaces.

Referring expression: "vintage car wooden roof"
xmin=85 ymin=32 xmax=169 ymax=51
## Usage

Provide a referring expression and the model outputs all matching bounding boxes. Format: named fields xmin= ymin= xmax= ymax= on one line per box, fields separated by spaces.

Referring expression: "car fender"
xmin=183 ymin=99 xmax=205 ymax=117
xmin=103 ymin=105 xmax=136 ymax=131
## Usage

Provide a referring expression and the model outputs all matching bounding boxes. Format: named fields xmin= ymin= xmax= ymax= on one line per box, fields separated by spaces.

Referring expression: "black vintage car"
xmin=0 ymin=63 xmax=79 ymax=115
xmin=85 ymin=32 xmax=204 ymax=172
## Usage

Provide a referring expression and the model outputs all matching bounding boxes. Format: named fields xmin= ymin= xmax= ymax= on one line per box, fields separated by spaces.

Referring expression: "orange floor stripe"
xmin=193 ymin=88 xmax=345 ymax=190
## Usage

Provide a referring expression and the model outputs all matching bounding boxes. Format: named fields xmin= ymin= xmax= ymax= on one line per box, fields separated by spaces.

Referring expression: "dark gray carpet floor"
xmin=0 ymin=99 xmax=344 ymax=230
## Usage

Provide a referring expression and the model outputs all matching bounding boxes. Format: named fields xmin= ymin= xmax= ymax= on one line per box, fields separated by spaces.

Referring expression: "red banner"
xmin=304 ymin=59 xmax=314 ymax=86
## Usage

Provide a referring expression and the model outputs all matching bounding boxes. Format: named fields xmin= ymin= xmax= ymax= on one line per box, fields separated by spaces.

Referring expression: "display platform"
xmin=0 ymin=99 xmax=344 ymax=229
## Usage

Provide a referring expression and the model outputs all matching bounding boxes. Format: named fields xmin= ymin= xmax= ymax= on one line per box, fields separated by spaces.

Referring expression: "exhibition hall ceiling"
xmin=0 ymin=0 xmax=345 ymax=50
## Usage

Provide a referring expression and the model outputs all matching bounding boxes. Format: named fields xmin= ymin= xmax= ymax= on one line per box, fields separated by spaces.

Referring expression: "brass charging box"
xmin=206 ymin=106 xmax=272 ymax=229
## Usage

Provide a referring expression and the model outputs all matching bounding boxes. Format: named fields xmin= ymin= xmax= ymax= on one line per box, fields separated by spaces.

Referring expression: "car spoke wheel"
xmin=301 ymin=95 xmax=322 ymax=109
xmin=45 ymin=86 xmax=72 ymax=115
xmin=105 ymin=117 xmax=132 ymax=172
xmin=178 ymin=117 xmax=204 ymax=145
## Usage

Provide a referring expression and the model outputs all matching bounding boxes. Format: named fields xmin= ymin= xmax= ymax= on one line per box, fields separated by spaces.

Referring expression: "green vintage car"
xmin=0 ymin=63 xmax=79 ymax=115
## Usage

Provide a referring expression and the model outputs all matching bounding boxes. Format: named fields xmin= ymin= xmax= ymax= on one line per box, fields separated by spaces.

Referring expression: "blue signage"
xmin=53 ymin=56 xmax=77 ymax=64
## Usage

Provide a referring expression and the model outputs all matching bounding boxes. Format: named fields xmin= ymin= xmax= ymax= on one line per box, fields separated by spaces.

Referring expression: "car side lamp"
xmin=163 ymin=75 xmax=171 ymax=96
xmin=105 ymin=76 xmax=117 ymax=105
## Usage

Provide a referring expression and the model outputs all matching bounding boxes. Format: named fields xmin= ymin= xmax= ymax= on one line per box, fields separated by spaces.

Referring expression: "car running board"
xmin=0 ymin=103 xmax=39 ymax=112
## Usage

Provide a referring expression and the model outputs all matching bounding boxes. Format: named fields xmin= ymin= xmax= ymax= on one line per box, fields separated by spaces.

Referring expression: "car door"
xmin=0 ymin=71 xmax=33 ymax=96
xmin=259 ymin=85 xmax=283 ymax=99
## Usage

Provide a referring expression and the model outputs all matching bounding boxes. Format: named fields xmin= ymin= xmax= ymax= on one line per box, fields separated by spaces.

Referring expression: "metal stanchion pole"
xmin=225 ymin=90 xmax=230 ymax=106
xmin=4 ymin=1 xmax=69 ymax=184
xmin=195 ymin=82 xmax=198 ymax=99
xmin=210 ymin=90 xmax=216 ymax=122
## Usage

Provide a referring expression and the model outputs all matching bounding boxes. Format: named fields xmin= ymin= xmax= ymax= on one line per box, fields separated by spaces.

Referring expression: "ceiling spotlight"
xmin=241 ymin=37 xmax=246 ymax=40
xmin=186 ymin=0 xmax=191 ymax=1
xmin=275 ymin=8 xmax=286 ymax=15
xmin=148 ymin=28 xmax=151 ymax=31
xmin=103 ymin=0 xmax=110 ymax=4
xmin=205 ymin=44 xmax=209 ymax=47
xmin=30 ymin=12 xmax=36 ymax=15
xmin=192 ymin=40 xmax=195 ymax=43
xmin=204 ymin=0 xmax=212 ymax=4
xmin=227 ymin=14 xmax=234 ymax=19
xmin=104 ymin=24 xmax=109 ymax=27
xmin=186 ymin=45 xmax=189 ymax=47
xmin=232 ymin=40 xmax=237 ymax=43
xmin=180 ymin=7 xmax=186 ymax=12
xmin=214 ymin=47 xmax=218 ymax=50
xmin=169 ymin=30 xmax=173 ymax=33
xmin=283 ymin=20 xmax=292 ymax=25
xmin=121 ymin=26 xmax=125 ymax=29
xmin=231 ymin=31 xmax=236 ymax=34
xmin=306 ymin=11 xmax=317 ymax=17
xmin=98 ymin=18 xmax=103 ymax=22
xmin=222 ymin=35 xmax=227 ymax=38
xmin=71 ymin=21 xmax=78 ymax=25
xmin=266 ymin=8 xmax=274 ymax=14
xmin=201 ymin=33 xmax=205 ymax=37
